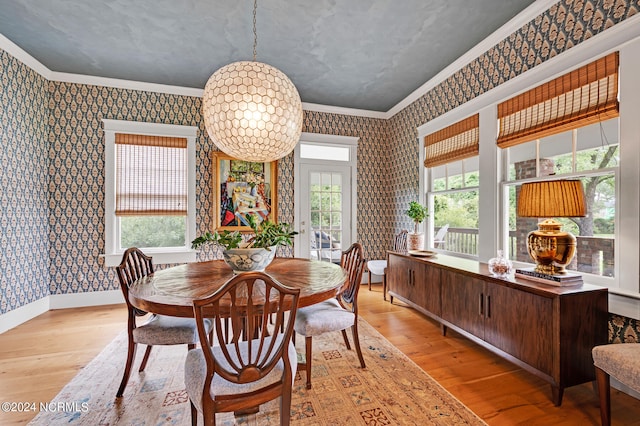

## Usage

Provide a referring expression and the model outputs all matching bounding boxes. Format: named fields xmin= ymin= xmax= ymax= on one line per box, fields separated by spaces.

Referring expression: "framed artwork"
xmin=212 ymin=151 xmax=278 ymax=232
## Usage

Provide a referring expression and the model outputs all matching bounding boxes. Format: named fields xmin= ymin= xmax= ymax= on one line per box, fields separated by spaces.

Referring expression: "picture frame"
xmin=212 ymin=151 xmax=278 ymax=232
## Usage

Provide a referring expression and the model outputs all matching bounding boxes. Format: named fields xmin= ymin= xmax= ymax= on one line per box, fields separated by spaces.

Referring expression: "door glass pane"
xmin=331 ymin=212 xmax=341 ymax=228
xmin=321 ymin=193 xmax=331 ymax=210
xmin=310 ymin=211 xmax=320 ymax=228
xmin=331 ymin=193 xmax=342 ymax=211
xmin=309 ymin=171 xmax=343 ymax=263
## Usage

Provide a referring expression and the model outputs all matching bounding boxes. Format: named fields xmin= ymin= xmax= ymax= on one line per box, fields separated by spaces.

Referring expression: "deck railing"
xmin=437 ymin=227 xmax=614 ymax=277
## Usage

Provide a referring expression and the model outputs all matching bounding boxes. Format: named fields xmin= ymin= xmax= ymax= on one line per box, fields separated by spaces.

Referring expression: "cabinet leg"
xmin=441 ymin=324 xmax=447 ymax=336
xmin=551 ymin=385 xmax=564 ymax=406
xmin=389 ymin=295 xmax=394 ymax=304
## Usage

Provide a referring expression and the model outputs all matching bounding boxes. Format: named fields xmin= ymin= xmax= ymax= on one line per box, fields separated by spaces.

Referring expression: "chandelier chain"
xmin=253 ymin=0 xmax=257 ymax=61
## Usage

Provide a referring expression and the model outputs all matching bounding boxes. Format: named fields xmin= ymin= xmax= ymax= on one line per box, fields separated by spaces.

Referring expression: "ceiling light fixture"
xmin=202 ymin=0 xmax=303 ymax=163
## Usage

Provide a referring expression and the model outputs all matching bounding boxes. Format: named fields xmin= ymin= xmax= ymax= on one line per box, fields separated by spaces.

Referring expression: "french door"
xmin=298 ymin=164 xmax=352 ymax=263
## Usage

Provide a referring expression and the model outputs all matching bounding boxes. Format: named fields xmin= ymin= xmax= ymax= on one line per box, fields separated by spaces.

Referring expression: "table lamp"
xmin=517 ymin=180 xmax=586 ymax=275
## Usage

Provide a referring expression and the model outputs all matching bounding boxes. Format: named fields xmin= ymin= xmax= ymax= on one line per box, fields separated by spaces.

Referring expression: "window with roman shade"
xmin=497 ymin=52 xmax=619 ymax=148
xmin=424 ymin=113 xmax=479 ymax=168
xmin=497 ymin=52 xmax=620 ymax=280
xmin=424 ymin=113 xmax=480 ymax=256
xmin=115 ymin=133 xmax=188 ymax=216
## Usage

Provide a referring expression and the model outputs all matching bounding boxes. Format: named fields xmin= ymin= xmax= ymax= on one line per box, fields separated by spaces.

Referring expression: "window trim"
xmin=501 ymin=166 xmax=618 ymax=287
xmin=417 ymin=40 xmax=640 ymax=306
xmin=102 ymin=119 xmax=198 ymax=266
xmin=293 ymin=132 xmax=359 ymax=259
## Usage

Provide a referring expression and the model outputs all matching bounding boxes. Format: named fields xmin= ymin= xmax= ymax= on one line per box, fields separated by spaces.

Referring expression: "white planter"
xmin=222 ymin=246 xmax=277 ymax=274
xmin=407 ymin=233 xmax=424 ymax=251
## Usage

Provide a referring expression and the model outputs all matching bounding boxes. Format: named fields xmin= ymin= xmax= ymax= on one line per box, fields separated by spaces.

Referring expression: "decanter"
xmin=488 ymin=250 xmax=513 ymax=278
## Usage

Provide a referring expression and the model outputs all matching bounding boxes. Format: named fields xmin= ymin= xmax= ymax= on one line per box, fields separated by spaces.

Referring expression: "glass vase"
xmin=488 ymin=250 xmax=513 ymax=278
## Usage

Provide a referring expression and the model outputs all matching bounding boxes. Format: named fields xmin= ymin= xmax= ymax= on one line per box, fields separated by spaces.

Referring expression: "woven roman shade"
xmin=497 ymin=52 xmax=619 ymax=149
xmin=115 ymin=133 xmax=188 ymax=216
xmin=424 ymin=113 xmax=479 ymax=168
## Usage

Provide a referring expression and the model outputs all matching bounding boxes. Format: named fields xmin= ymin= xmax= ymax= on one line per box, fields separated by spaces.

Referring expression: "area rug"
xmin=29 ymin=319 xmax=486 ymax=425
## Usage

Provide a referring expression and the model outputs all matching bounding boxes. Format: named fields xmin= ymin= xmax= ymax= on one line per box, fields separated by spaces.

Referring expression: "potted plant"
xmin=405 ymin=201 xmax=428 ymax=250
xmin=192 ymin=214 xmax=297 ymax=273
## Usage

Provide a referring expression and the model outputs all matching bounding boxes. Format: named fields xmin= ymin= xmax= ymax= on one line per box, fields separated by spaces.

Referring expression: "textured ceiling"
xmin=0 ymin=0 xmax=535 ymax=112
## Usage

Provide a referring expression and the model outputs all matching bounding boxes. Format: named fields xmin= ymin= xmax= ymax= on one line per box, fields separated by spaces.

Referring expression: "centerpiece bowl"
xmin=221 ymin=246 xmax=277 ymax=274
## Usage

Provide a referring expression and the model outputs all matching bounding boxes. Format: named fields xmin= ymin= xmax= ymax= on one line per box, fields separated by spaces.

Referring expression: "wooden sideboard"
xmin=386 ymin=251 xmax=608 ymax=406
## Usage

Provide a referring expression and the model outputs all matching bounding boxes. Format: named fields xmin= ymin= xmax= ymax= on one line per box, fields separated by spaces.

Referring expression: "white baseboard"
xmin=609 ymin=291 xmax=640 ymax=320
xmin=612 ymin=378 xmax=640 ymax=400
xmin=0 ymin=297 xmax=50 ymax=334
xmin=0 ymin=290 xmax=124 ymax=334
xmin=48 ymin=290 xmax=123 ymax=309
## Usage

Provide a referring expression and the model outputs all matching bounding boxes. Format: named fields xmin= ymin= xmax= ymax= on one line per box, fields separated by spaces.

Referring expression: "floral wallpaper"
xmin=388 ymin=0 xmax=639 ymax=231
xmin=610 ymin=314 xmax=640 ymax=343
xmin=1 ymin=0 xmax=639 ymax=343
xmin=0 ymin=49 xmax=49 ymax=315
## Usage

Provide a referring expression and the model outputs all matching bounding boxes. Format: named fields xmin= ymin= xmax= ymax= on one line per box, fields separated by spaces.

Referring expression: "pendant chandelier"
xmin=202 ymin=0 xmax=303 ymax=163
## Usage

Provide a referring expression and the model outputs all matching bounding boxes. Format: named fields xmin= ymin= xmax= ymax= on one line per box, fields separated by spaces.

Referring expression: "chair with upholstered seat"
xmin=185 ymin=272 xmax=300 ymax=425
xmin=115 ymin=247 xmax=211 ymax=398
xmin=592 ymin=343 xmax=640 ymax=426
xmin=367 ymin=230 xmax=407 ymax=301
xmin=295 ymin=242 xmax=366 ymax=389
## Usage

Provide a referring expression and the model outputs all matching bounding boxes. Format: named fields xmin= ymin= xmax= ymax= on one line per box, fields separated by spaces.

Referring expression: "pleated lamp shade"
xmin=517 ymin=180 xmax=586 ymax=218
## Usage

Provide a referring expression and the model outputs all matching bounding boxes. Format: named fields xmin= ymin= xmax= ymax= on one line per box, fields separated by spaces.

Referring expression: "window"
xmin=497 ymin=53 xmax=619 ymax=282
xmin=429 ymin=159 xmax=480 ymax=256
xmin=103 ymin=120 xmax=197 ymax=266
xmin=300 ymin=143 xmax=350 ymax=162
xmin=424 ymin=114 xmax=480 ymax=256
xmin=503 ymin=119 xmax=618 ymax=279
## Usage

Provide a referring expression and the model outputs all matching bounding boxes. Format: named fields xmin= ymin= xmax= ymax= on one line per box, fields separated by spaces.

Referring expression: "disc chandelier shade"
xmin=202 ymin=0 xmax=303 ymax=163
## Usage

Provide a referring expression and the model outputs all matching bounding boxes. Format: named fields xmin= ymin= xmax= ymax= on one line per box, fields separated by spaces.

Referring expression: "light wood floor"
xmin=1 ymin=284 xmax=639 ymax=425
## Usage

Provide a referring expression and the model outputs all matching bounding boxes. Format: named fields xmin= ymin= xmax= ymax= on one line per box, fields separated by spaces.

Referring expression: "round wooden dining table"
xmin=127 ymin=257 xmax=347 ymax=317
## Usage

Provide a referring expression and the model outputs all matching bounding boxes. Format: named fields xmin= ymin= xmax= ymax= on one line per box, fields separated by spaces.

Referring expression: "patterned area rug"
xmin=29 ymin=319 xmax=486 ymax=425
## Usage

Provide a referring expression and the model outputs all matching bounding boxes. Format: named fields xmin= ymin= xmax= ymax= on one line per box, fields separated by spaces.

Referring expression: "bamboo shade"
xmin=424 ymin=113 xmax=479 ymax=168
xmin=517 ymin=180 xmax=586 ymax=218
xmin=115 ymin=133 xmax=188 ymax=216
xmin=497 ymin=52 xmax=619 ymax=149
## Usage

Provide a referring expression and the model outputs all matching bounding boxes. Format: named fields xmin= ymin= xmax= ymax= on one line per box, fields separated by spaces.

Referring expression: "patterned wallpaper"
xmin=1 ymin=0 xmax=639 ymax=343
xmin=1 ymin=73 xmax=392 ymax=313
xmin=388 ymin=0 xmax=639 ymax=230
xmin=302 ymin=111 xmax=392 ymax=262
xmin=1 ymin=49 xmax=50 ymax=315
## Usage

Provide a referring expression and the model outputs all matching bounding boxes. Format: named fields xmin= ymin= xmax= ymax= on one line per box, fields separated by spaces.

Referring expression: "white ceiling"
xmin=0 ymin=0 xmax=538 ymax=112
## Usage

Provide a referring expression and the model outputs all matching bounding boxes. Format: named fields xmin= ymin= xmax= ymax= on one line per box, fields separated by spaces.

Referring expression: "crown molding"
xmin=0 ymin=0 xmax=626 ymax=123
xmin=0 ymin=33 xmax=51 ymax=78
xmin=0 ymin=32 xmax=387 ymax=117
xmin=417 ymin=12 xmax=640 ymax=137
xmin=52 ymin=71 xmax=204 ymax=97
xmin=301 ymin=102 xmax=387 ymax=119
xmin=386 ymin=0 xmax=559 ymax=118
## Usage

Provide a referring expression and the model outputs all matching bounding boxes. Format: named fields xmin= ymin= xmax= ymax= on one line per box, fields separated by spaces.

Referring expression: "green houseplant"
xmin=404 ymin=201 xmax=428 ymax=250
xmin=191 ymin=214 xmax=297 ymax=273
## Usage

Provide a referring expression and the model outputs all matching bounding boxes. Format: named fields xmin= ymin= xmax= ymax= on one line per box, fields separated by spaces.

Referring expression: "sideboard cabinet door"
xmin=484 ymin=281 xmax=554 ymax=376
xmin=441 ymin=271 xmax=485 ymax=339
xmin=387 ymin=254 xmax=414 ymax=302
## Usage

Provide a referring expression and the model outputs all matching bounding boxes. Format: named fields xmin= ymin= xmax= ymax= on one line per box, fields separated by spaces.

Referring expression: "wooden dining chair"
xmin=115 ymin=247 xmax=210 ymax=398
xmin=185 ymin=272 xmax=300 ymax=426
xmin=367 ymin=230 xmax=407 ymax=300
xmin=294 ymin=242 xmax=367 ymax=389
